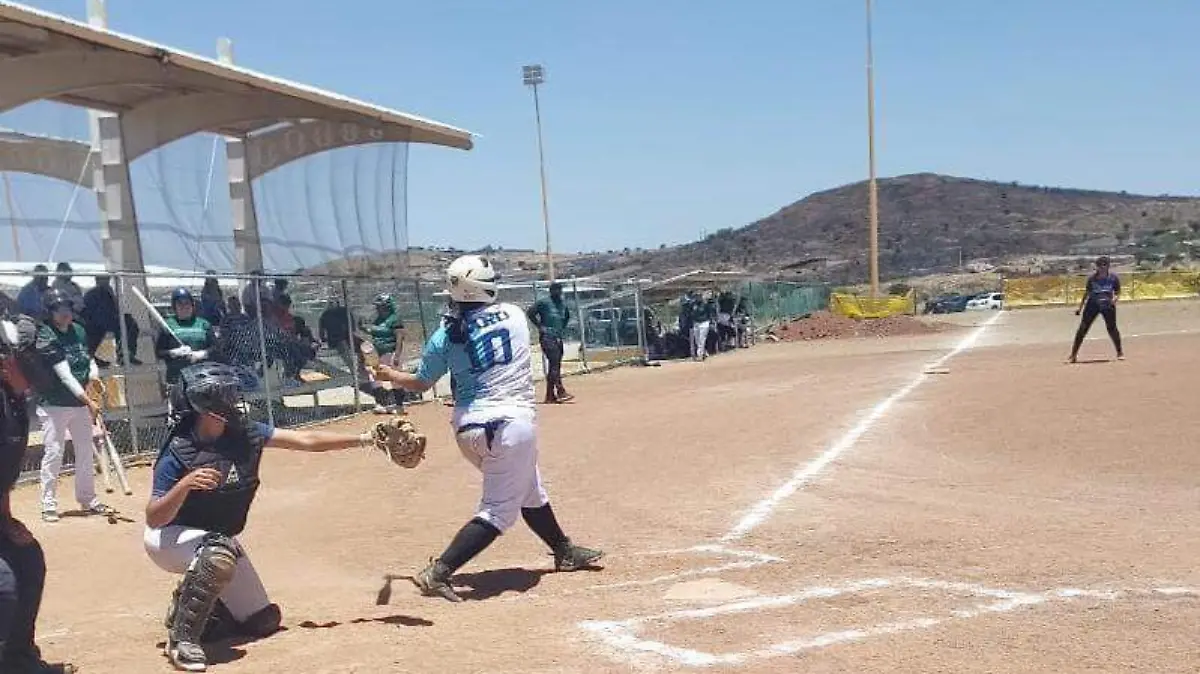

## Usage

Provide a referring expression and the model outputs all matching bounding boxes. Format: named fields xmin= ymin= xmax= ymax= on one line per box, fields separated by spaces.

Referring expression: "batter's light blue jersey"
xmin=416 ymin=302 xmax=536 ymax=425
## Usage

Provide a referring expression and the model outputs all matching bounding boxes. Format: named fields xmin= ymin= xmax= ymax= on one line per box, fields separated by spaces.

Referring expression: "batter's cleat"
xmin=553 ymin=541 xmax=604 ymax=572
xmin=412 ymin=559 xmax=462 ymax=603
xmin=165 ymin=639 xmax=207 ymax=672
xmin=40 ymin=510 xmax=59 ymax=523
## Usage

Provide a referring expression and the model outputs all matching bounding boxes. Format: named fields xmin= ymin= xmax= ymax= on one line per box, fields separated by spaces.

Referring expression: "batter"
xmin=372 ymin=255 xmax=603 ymax=602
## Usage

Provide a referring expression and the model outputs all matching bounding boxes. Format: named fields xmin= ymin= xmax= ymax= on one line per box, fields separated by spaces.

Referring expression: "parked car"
xmin=966 ymin=292 xmax=1004 ymax=311
xmin=925 ymin=295 xmax=972 ymax=314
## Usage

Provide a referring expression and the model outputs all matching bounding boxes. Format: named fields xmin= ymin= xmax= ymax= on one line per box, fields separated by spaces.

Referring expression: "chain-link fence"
xmin=0 ymin=267 xmax=829 ymax=482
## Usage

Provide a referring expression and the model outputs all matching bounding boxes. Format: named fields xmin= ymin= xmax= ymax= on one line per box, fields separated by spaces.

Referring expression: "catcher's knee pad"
xmin=169 ymin=534 xmax=239 ymax=643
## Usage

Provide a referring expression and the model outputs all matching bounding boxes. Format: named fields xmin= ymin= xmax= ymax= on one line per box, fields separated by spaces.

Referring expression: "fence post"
xmin=413 ymin=278 xmax=430 ymax=345
xmin=633 ymin=280 xmax=647 ymax=362
xmin=573 ymin=279 xmax=589 ymax=370
xmin=114 ymin=272 xmax=141 ymax=457
xmin=253 ymin=282 xmax=275 ymax=427
xmin=342 ymin=278 xmax=362 ymax=411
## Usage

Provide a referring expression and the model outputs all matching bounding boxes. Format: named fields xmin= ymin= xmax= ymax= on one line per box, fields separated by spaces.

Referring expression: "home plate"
xmin=664 ymin=578 xmax=758 ymax=604
xmin=923 ymin=366 xmax=951 ymax=375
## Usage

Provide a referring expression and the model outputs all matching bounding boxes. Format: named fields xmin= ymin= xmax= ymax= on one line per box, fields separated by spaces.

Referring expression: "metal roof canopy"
xmin=0 ymin=0 xmax=474 ymax=150
xmin=639 ymin=270 xmax=754 ymax=301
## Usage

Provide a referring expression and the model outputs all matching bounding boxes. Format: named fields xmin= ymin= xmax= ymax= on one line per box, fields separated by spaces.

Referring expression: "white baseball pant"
xmin=455 ymin=416 xmax=550 ymax=533
xmin=143 ymin=525 xmax=271 ymax=621
xmin=691 ymin=320 xmax=711 ymax=360
xmin=37 ymin=405 xmax=101 ymax=513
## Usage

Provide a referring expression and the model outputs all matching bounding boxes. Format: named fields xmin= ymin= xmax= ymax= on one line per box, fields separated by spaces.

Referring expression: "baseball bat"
xmin=86 ymin=381 xmax=113 ymax=493
xmin=93 ymin=421 xmax=114 ymax=493
xmin=129 ymin=285 xmax=184 ymax=346
xmin=103 ymin=426 xmax=132 ymax=496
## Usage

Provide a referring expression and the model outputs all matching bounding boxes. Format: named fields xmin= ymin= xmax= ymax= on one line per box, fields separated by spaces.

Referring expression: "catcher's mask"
xmin=177 ymin=362 xmax=246 ymax=425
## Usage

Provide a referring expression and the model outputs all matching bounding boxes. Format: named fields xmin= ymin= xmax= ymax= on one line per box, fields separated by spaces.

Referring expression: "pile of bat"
xmin=86 ymin=379 xmax=132 ymax=496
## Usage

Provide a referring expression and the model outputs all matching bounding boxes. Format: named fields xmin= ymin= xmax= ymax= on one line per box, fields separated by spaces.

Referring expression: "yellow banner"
xmin=830 ymin=291 xmax=915 ymax=319
xmin=1003 ymin=271 xmax=1200 ymax=307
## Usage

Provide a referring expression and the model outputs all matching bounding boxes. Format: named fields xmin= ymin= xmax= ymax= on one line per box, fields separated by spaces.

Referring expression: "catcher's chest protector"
xmin=170 ymin=425 xmax=263 ymax=536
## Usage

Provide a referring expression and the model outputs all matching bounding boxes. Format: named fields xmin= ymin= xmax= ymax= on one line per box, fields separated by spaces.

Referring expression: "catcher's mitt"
xmin=361 ymin=416 xmax=426 ymax=469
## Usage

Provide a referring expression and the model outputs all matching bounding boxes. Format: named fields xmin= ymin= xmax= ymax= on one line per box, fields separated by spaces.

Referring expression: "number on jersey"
xmin=469 ymin=328 xmax=513 ymax=372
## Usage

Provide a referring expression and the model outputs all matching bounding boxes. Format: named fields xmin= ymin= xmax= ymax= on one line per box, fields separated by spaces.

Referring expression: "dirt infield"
xmin=15 ymin=301 xmax=1200 ymax=672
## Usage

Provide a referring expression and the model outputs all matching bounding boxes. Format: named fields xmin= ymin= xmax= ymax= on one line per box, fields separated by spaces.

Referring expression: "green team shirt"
xmin=369 ymin=313 xmax=404 ymax=355
xmin=689 ymin=300 xmax=716 ymax=323
xmin=34 ymin=322 xmax=91 ymax=407
xmin=157 ymin=315 xmax=216 ymax=383
xmin=529 ymin=298 xmax=571 ymax=339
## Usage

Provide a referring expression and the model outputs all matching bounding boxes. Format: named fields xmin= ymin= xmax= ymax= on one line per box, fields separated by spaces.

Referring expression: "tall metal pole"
xmin=865 ymin=0 xmax=881 ymax=297
xmin=1 ymin=173 xmax=20 ymax=262
xmin=524 ymin=64 xmax=554 ymax=281
xmin=532 ymin=84 xmax=554 ymax=281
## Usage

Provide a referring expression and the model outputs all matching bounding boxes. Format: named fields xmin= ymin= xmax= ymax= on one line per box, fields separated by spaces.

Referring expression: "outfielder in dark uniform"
xmin=1068 ymin=256 xmax=1124 ymax=364
xmin=526 ymin=282 xmax=574 ymax=404
xmin=0 ymin=320 xmax=76 ymax=673
xmin=144 ymin=362 xmax=383 ymax=672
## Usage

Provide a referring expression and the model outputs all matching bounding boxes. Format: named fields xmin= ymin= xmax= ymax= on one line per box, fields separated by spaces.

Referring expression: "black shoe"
xmin=554 ymin=541 xmax=604 ymax=571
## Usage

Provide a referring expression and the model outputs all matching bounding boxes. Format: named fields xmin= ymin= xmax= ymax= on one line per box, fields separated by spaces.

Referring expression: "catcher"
xmin=143 ymin=362 xmax=425 ymax=672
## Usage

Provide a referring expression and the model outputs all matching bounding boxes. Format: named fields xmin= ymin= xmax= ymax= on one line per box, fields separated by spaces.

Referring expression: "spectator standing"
xmin=527 ymin=281 xmax=574 ymax=404
xmin=16 ymin=266 xmax=49 ymax=320
xmin=49 ymin=264 xmax=83 ymax=315
xmin=198 ymin=272 xmax=225 ymax=326
xmin=81 ymin=274 xmax=142 ymax=367
xmin=689 ymin=291 xmax=716 ymax=361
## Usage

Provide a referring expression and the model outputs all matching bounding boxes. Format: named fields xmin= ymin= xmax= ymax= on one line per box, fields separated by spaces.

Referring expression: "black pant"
xmin=0 ymin=536 xmax=47 ymax=667
xmin=540 ymin=335 xmax=566 ymax=400
xmin=1072 ymin=302 xmax=1122 ymax=357
xmin=84 ymin=315 xmax=140 ymax=362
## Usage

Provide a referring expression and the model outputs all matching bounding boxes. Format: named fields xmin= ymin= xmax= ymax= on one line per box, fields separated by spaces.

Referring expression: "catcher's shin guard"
xmin=167 ymin=535 xmax=239 ymax=654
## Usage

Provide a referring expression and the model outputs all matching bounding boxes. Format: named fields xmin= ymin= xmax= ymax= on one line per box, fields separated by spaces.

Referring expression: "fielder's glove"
xmin=360 ymin=417 xmax=426 ymax=469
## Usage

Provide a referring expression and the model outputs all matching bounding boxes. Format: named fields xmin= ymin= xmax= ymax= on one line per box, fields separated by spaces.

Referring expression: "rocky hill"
xmin=556 ymin=173 xmax=1200 ymax=284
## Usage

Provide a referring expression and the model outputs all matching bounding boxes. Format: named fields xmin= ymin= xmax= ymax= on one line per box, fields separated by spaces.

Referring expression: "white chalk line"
xmin=721 ymin=311 xmax=1004 ymax=542
xmin=490 ymin=545 xmax=784 ymax=603
xmin=579 ymin=576 xmax=1200 ymax=668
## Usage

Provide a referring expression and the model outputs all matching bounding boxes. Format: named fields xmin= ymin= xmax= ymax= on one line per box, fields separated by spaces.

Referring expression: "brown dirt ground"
xmin=13 ymin=302 xmax=1200 ymax=672
xmin=767 ymin=310 xmax=957 ymax=342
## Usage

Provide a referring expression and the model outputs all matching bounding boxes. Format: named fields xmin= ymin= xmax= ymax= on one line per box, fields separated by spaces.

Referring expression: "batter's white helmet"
xmin=446 ymin=255 xmax=499 ymax=304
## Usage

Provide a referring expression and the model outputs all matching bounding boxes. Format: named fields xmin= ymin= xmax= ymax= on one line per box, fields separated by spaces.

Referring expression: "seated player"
xmin=144 ymin=362 xmax=381 ymax=672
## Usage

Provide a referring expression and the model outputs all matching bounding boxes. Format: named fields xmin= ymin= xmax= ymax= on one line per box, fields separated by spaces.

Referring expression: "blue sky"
xmin=2 ymin=0 xmax=1198 ymax=270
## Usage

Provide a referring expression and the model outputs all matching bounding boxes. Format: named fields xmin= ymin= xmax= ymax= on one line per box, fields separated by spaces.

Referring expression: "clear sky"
xmin=2 ymin=0 xmax=1198 ymax=269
